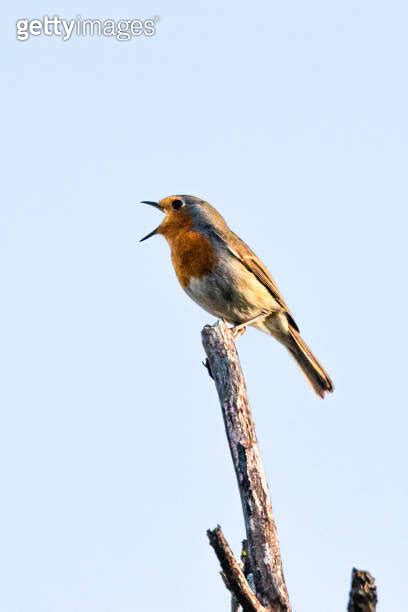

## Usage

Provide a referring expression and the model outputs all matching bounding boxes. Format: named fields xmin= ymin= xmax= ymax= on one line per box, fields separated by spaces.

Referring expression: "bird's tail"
xmin=286 ymin=327 xmax=334 ymax=398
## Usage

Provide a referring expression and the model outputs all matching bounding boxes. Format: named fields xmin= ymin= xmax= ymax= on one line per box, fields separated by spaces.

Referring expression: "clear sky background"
xmin=1 ymin=1 xmax=407 ymax=611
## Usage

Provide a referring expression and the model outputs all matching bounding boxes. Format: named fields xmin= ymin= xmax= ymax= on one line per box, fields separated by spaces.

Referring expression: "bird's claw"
xmin=232 ymin=325 xmax=247 ymax=339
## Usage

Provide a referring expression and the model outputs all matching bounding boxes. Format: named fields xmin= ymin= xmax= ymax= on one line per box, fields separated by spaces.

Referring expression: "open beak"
xmin=140 ymin=201 xmax=163 ymax=242
xmin=140 ymin=200 xmax=161 ymax=210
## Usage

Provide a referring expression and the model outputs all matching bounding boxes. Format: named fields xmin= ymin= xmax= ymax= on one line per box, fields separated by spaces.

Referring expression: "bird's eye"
xmin=172 ymin=199 xmax=184 ymax=210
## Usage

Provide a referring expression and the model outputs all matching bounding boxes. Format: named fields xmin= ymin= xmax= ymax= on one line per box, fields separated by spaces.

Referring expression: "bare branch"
xmin=347 ymin=568 xmax=377 ymax=612
xmin=207 ymin=526 xmax=266 ymax=612
xmin=231 ymin=596 xmax=240 ymax=612
xmin=202 ymin=321 xmax=291 ymax=612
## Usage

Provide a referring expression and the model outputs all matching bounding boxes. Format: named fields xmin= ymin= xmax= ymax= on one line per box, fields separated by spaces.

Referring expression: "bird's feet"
xmin=231 ymin=323 xmax=247 ymax=339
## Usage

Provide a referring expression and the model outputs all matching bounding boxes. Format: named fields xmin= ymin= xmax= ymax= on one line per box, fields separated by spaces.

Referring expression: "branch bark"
xmin=347 ymin=568 xmax=377 ymax=612
xmin=202 ymin=321 xmax=291 ymax=612
xmin=207 ymin=526 xmax=266 ymax=612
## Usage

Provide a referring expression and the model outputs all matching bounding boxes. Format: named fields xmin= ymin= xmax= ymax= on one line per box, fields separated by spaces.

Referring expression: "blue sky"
xmin=1 ymin=1 xmax=407 ymax=610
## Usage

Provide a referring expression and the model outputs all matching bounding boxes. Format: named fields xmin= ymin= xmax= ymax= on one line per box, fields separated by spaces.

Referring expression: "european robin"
xmin=140 ymin=195 xmax=333 ymax=398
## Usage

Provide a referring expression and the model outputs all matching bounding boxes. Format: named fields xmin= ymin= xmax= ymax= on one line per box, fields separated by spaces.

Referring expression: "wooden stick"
xmin=207 ymin=526 xmax=266 ymax=612
xmin=202 ymin=321 xmax=291 ymax=612
xmin=347 ymin=568 xmax=377 ymax=612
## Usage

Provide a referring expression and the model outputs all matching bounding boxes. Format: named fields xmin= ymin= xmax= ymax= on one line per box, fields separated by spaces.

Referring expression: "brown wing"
xmin=213 ymin=229 xmax=299 ymax=332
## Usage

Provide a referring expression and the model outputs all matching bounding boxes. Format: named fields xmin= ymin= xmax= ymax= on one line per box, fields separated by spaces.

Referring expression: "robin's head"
xmin=140 ymin=195 xmax=227 ymax=242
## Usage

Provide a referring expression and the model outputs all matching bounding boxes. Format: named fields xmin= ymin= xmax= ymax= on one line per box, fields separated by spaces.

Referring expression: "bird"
xmin=140 ymin=195 xmax=334 ymax=398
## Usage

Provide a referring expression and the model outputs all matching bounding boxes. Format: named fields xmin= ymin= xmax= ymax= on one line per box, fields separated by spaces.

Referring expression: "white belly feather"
xmin=184 ymin=259 xmax=280 ymax=325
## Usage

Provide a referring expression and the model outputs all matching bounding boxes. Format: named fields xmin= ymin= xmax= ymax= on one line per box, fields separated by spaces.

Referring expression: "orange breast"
xmin=168 ymin=230 xmax=217 ymax=288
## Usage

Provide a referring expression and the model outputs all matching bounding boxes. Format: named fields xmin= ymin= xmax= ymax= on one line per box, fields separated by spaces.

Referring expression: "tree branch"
xmin=347 ymin=568 xmax=377 ymax=612
xmin=202 ymin=321 xmax=291 ymax=612
xmin=207 ymin=526 xmax=266 ymax=612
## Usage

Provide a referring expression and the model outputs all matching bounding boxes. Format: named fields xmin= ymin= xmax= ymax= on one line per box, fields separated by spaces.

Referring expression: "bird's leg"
xmin=231 ymin=325 xmax=247 ymax=339
xmin=231 ymin=313 xmax=267 ymax=338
